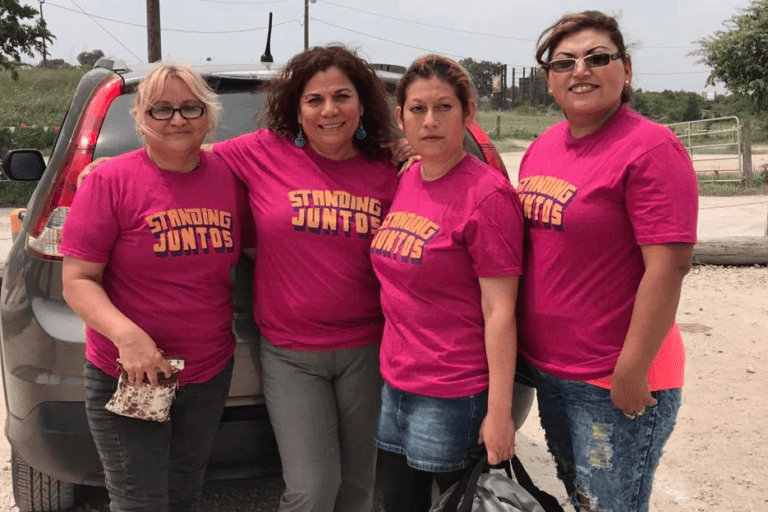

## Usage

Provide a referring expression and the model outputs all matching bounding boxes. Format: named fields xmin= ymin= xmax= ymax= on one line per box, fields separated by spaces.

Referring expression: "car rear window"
xmin=95 ymin=81 xmax=267 ymax=159
xmin=94 ymin=78 xmax=484 ymax=162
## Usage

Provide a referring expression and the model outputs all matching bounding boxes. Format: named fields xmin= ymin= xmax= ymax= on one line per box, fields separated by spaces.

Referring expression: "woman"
xmin=60 ymin=62 xmax=248 ymax=512
xmin=517 ymin=11 xmax=698 ymax=512
xmin=370 ymin=55 xmax=524 ymax=512
xmin=210 ymin=45 xmax=398 ymax=512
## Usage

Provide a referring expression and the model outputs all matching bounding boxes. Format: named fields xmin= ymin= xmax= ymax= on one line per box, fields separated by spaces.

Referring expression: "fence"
xmin=664 ymin=116 xmax=749 ymax=183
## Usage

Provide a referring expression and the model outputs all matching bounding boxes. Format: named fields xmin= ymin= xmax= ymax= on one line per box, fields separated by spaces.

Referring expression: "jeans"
xmin=376 ymin=382 xmax=487 ymax=472
xmin=260 ymin=338 xmax=382 ymax=512
xmin=533 ymin=368 xmax=681 ymax=512
xmin=84 ymin=358 xmax=234 ymax=512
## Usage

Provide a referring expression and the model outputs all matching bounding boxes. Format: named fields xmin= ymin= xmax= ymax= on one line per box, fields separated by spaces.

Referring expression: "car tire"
xmin=11 ymin=450 xmax=76 ymax=512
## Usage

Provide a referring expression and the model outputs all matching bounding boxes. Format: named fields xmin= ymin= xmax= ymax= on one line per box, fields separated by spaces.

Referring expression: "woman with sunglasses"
xmin=517 ymin=11 xmax=697 ymax=512
xmin=61 ymin=62 xmax=249 ymax=512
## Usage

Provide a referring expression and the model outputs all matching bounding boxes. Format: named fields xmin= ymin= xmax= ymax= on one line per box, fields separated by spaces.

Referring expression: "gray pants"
xmin=260 ymin=337 xmax=382 ymax=512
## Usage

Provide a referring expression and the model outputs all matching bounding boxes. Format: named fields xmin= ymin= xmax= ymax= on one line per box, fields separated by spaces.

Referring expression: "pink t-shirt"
xmin=60 ymin=148 xmax=246 ymax=385
xmin=213 ymin=130 xmax=398 ymax=350
xmin=517 ymin=106 xmax=698 ymax=388
xmin=372 ymin=155 xmax=524 ymax=398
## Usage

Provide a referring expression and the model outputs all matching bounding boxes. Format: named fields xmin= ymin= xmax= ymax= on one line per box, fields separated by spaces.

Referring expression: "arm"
xmin=478 ymin=275 xmax=519 ymax=465
xmin=611 ymin=244 xmax=693 ymax=415
xmin=62 ymin=256 xmax=172 ymax=387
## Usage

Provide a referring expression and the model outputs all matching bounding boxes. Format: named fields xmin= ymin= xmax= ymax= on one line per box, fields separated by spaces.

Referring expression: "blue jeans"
xmin=376 ymin=382 xmax=487 ymax=472
xmin=84 ymin=358 xmax=233 ymax=512
xmin=533 ymin=368 xmax=681 ymax=512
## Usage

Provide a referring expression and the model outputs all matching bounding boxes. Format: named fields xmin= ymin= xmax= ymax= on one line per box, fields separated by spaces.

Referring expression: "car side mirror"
xmin=2 ymin=149 xmax=46 ymax=181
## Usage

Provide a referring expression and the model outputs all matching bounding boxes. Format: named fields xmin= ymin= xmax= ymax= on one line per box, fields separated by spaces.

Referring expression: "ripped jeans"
xmin=533 ymin=368 xmax=681 ymax=512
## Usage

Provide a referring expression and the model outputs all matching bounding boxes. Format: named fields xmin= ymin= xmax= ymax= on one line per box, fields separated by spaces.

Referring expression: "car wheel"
xmin=12 ymin=450 xmax=76 ymax=512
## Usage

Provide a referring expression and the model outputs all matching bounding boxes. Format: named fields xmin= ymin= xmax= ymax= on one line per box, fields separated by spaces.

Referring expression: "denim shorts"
xmin=533 ymin=368 xmax=681 ymax=512
xmin=375 ymin=382 xmax=486 ymax=473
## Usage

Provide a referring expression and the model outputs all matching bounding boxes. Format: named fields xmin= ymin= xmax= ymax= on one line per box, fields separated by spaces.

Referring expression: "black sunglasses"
xmin=546 ymin=52 xmax=622 ymax=73
xmin=147 ymin=105 xmax=206 ymax=121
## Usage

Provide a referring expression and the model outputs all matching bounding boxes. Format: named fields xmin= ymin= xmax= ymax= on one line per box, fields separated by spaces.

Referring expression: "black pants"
xmin=378 ymin=450 xmax=466 ymax=512
xmin=84 ymin=359 xmax=233 ymax=512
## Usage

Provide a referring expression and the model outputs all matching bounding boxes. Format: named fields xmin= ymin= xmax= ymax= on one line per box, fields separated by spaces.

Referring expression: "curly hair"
xmin=394 ymin=54 xmax=476 ymax=121
xmin=261 ymin=45 xmax=393 ymax=161
xmin=535 ymin=10 xmax=633 ymax=104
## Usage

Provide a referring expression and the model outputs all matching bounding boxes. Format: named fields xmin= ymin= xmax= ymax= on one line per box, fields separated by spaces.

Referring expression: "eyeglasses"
xmin=146 ymin=105 xmax=206 ymax=121
xmin=546 ymin=52 xmax=622 ymax=73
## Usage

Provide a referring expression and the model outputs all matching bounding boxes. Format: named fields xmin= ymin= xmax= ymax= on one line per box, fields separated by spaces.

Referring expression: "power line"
xmin=67 ymin=0 xmax=142 ymax=61
xmin=198 ymin=0 xmax=291 ymax=4
xmin=310 ymin=17 xmax=466 ymax=60
xmin=321 ymin=1 xmax=534 ymax=42
xmin=48 ymin=2 xmax=300 ymax=34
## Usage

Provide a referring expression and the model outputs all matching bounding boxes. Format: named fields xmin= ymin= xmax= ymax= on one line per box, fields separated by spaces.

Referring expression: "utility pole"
xmin=147 ymin=0 xmax=162 ymax=63
xmin=304 ymin=0 xmax=316 ymax=50
xmin=38 ymin=0 xmax=46 ymax=67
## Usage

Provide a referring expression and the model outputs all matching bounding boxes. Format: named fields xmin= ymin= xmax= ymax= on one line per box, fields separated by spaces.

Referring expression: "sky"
xmin=17 ymin=0 xmax=754 ymax=96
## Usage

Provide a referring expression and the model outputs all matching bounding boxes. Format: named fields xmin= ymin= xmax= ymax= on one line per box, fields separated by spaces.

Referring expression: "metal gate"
xmin=665 ymin=116 xmax=747 ymax=183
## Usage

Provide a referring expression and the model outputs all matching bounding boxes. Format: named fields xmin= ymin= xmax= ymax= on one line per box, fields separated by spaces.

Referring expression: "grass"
xmin=476 ymin=110 xmax=563 ymax=141
xmin=698 ymin=174 xmax=767 ymax=196
xmin=1 ymin=69 xmax=765 ymax=200
xmin=0 ymin=67 xmax=88 ymax=128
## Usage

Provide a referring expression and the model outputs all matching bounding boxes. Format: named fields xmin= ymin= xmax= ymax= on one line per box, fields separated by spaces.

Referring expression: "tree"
xmin=0 ymin=0 xmax=55 ymax=80
xmin=77 ymin=49 xmax=104 ymax=67
xmin=459 ymin=58 xmax=504 ymax=98
xmin=37 ymin=57 xmax=69 ymax=69
xmin=695 ymin=0 xmax=768 ymax=110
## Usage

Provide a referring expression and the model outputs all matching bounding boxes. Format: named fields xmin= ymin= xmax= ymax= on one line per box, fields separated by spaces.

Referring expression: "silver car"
xmin=1 ymin=57 xmax=534 ymax=512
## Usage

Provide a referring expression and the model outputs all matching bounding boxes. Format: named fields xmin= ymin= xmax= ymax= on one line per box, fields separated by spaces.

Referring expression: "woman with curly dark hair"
xmin=210 ymin=44 xmax=399 ymax=512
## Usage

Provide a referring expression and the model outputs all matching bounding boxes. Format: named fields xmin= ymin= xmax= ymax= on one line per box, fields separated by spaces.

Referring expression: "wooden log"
xmin=693 ymin=236 xmax=768 ymax=265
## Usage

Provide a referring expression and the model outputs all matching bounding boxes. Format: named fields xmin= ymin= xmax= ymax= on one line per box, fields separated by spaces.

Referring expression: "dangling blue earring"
xmin=295 ymin=126 xmax=305 ymax=147
xmin=355 ymin=120 xmax=367 ymax=140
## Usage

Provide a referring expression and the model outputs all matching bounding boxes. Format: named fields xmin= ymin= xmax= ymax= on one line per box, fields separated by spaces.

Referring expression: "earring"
xmin=625 ymin=80 xmax=630 ymax=85
xmin=355 ymin=119 xmax=367 ymax=140
xmin=295 ymin=125 xmax=305 ymax=147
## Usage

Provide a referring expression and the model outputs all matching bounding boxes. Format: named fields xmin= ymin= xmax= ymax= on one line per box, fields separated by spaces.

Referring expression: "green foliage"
xmin=459 ymin=58 xmax=504 ymax=99
xmin=0 ymin=0 xmax=55 ymax=80
xmin=77 ymin=49 xmax=104 ymax=67
xmin=698 ymin=174 xmax=766 ymax=196
xmin=695 ymin=1 xmax=768 ymax=110
xmin=36 ymin=58 xmax=71 ymax=69
xmin=476 ymin=110 xmax=562 ymax=141
xmin=510 ymin=100 xmax=549 ymax=116
xmin=0 ymin=181 xmax=37 ymax=207
xmin=633 ymin=90 xmax=710 ymax=123
xmin=0 ymin=66 xmax=85 ymax=205
xmin=0 ymin=66 xmax=86 ymax=128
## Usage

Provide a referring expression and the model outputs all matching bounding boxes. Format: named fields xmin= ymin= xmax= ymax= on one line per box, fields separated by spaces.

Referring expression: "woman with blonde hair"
xmin=61 ymin=62 xmax=249 ymax=512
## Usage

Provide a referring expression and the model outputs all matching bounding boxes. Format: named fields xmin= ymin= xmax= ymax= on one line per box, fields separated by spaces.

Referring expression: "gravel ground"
xmin=2 ymin=264 xmax=765 ymax=511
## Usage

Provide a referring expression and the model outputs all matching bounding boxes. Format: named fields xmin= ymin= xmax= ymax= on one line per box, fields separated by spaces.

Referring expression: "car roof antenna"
xmin=261 ymin=12 xmax=274 ymax=63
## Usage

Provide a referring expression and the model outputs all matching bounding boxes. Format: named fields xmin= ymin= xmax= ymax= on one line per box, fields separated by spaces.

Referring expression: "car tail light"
xmin=468 ymin=121 xmax=510 ymax=181
xmin=27 ymin=76 xmax=123 ymax=260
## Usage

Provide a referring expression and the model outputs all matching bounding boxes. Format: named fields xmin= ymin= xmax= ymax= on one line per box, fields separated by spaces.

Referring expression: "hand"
xmin=77 ymin=157 xmax=111 ymax=188
xmin=384 ymin=138 xmax=420 ymax=176
xmin=114 ymin=328 xmax=173 ymax=388
xmin=478 ymin=413 xmax=516 ymax=465
xmin=610 ymin=363 xmax=657 ymax=418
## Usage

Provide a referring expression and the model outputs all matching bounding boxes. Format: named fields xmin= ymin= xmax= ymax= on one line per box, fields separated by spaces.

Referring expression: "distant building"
xmin=517 ymin=68 xmax=555 ymax=106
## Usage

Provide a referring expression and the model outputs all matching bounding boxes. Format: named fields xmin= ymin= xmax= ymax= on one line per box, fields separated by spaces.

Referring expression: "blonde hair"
xmin=132 ymin=61 xmax=221 ymax=140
